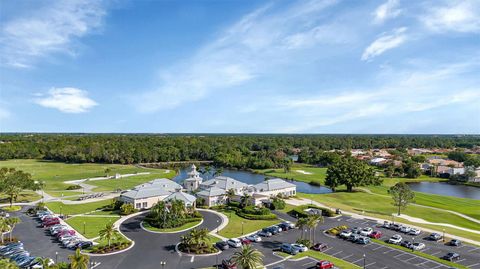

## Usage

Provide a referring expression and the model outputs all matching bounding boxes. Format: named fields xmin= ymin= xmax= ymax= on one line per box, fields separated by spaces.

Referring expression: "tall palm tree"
xmin=68 ymin=248 xmax=89 ymax=269
xmin=0 ymin=218 xmax=10 ymax=244
xmin=226 ymin=188 xmax=235 ymax=203
xmin=232 ymin=245 xmax=264 ymax=269
xmin=34 ymin=257 xmax=53 ymax=269
xmin=5 ymin=217 xmax=21 ymax=241
xmin=240 ymin=193 xmax=251 ymax=208
xmin=99 ymin=223 xmax=119 ymax=247
xmin=307 ymin=215 xmax=323 ymax=243
xmin=296 ymin=218 xmax=308 ymax=240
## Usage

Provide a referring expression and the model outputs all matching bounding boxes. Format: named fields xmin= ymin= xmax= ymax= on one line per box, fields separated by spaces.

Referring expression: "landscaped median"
xmin=276 ymin=250 xmax=361 ymax=269
xmin=372 ymin=239 xmax=469 ymax=269
xmin=142 ymin=218 xmax=202 ymax=233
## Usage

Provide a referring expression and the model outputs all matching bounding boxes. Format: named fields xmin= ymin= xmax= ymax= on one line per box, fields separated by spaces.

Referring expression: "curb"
xmin=174 ymin=242 xmax=221 ymax=257
xmin=140 ymin=219 xmax=204 ymax=234
xmin=83 ymin=240 xmax=135 ymax=257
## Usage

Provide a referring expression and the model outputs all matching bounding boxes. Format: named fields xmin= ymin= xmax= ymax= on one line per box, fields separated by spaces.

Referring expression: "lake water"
xmin=173 ymin=168 xmax=332 ymax=194
xmin=408 ymin=182 xmax=480 ymax=200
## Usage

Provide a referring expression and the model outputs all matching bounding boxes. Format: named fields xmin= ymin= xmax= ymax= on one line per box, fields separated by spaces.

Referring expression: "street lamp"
xmin=60 ymin=206 xmax=62 ymax=217
xmin=443 ymin=229 xmax=445 ymax=242
xmin=412 ymin=237 xmax=415 ymax=252
xmin=216 ymin=219 xmax=220 ymax=233
xmin=241 ymin=221 xmax=244 ymax=235
xmin=392 ymin=214 xmax=395 ymax=224
xmin=55 ymin=251 xmax=58 ymax=264
xmin=363 ymin=254 xmax=366 ymax=269
xmin=84 ymin=221 xmax=86 ymax=235
xmin=160 ymin=261 xmax=166 ymax=269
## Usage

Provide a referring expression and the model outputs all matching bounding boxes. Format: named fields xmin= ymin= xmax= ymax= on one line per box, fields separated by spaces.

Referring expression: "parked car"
xmin=227 ymin=238 xmax=242 ymax=248
xmin=31 ymin=258 xmax=54 ymax=269
xmin=391 ymin=224 xmax=401 ymax=231
xmin=360 ymin=227 xmax=373 ymax=236
xmin=43 ymin=219 xmax=60 ymax=227
xmin=240 ymin=238 xmax=252 ymax=245
xmin=428 ymin=233 xmax=443 ymax=241
xmin=449 ymin=239 xmax=462 ymax=246
xmin=291 ymin=243 xmax=308 ymax=252
xmin=441 ymin=252 xmax=460 ymax=261
xmin=409 ymin=228 xmax=421 ymax=235
xmin=348 ymin=234 xmax=361 ymax=242
xmin=352 ymin=227 xmax=361 ymax=234
xmin=268 ymin=226 xmax=281 ymax=235
xmin=411 ymin=242 xmax=426 ymax=251
xmin=221 ymin=258 xmax=237 ymax=269
xmin=215 ymin=241 xmax=229 ymax=250
xmin=280 ymin=221 xmax=295 ymax=230
xmin=400 ymin=226 xmax=411 ymax=233
xmin=356 ymin=237 xmax=370 ymax=244
xmin=401 ymin=240 xmax=413 ymax=249
xmin=388 ymin=234 xmax=402 ymax=244
xmin=382 ymin=221 xmax=391 ymax=229
xmin=280 ymin=243 xmax=299 ymax=255
xmin=369 ymin=231 xmax=382 ymax=239
xmin=258 ymin=229 xmax=272 ymax=237
xmin=339 ymin=230 xmax=352 ymax=239
xmin=72 ymin=241 xmax=93 ymax=250
xmin=316 ymin=260 xmax=334 ymax=269
xmin=246 ymin=234 xmax=262 ymax=242
xmin=312 ymin=243 xmax=328 ymax=252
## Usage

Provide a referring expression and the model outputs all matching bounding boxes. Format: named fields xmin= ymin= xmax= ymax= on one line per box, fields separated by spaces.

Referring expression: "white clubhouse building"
xmin=119 ymin=164 xmax=296 ymax=209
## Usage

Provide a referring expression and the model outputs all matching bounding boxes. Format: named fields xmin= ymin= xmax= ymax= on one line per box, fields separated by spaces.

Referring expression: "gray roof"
xmin=254 ymin=178 xmax=296 ymax=192
xmin=121 ymin=187 xmax=171 ymax=199
xmin=139 ymin=178 xmax=182 ymax=192
xmin=201 ymin=176 xmax=247 ymax=190
xmin=165 ymin=192 xmax=197 ymax=204
xmin=197 ymin=187 xmax=226 ymax=197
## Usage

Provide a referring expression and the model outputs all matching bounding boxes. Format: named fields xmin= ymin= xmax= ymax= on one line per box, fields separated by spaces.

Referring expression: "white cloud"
xmin=421 ymin=0 xmax=480 ymax=33
xmin=135 ymin=0 xmax=341 ymax=112
xmin=361 ymin=27 xmax=407 ymax=61
xmin=0 ymin=0 xmax=107 ymax=68
xmin=35 ymin=87 xmax=98 ymax=113
xmin=373 ymin=0 xmax=402 ymax=24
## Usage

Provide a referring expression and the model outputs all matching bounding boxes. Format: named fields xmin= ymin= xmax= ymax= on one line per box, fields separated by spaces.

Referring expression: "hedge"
xmin=288 ymin=205 xmax=336 ymax=218
xmin=236 ymin=211 xmax=278 ymax=220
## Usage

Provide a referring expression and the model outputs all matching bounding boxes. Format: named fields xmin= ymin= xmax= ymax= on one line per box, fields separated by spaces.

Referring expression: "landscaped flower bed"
xmin=88 ymin=241 xmax=132 ymax=254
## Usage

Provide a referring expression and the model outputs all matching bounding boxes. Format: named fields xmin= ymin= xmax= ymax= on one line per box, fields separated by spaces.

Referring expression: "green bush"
xmin=295 ymin=238 xmax=312 ymax=248
xmin=236 ymin=211 xmax=277 ymax=220
xmin=241 ymin=206 xmax=271 ymax=216
xmin=120 ymin=203 xmax=137 ymax=215
xmin=66 ymin=185 xmax=82 ymax=190
xmin=326 ymin=225 xmax=349 ymax=235
xmin=288 ymin=205 xmax=336 ymax=218
xmin=271 ymin=197 xmax=286 ymax=210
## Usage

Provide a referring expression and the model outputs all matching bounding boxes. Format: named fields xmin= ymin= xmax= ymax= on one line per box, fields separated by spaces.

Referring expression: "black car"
xmin=401 ymin=240 xmax=412 ymax=249
xmin=278 ymin=223 xmax=291 ymax=231
xmin=222 ymin=258 xmax=237 ymax=269
xmin=216 ymin=241 xmax=229 ymax=250
xmin=449 ymin=239 xmax=461 ymax=246
xmin=74 ymin=241 xmax=93 ymax=249
xmin=442 ymin=252 xmax=460 ymax=261
xmin=268 ymin=226 xmax=280 ymax=235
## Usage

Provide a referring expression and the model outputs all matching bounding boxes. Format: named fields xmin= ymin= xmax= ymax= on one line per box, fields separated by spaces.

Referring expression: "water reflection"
xmin=408 ymin=182 xmax=480 ymax=200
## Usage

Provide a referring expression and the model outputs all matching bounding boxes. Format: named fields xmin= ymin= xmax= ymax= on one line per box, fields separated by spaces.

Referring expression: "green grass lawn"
xmin=298 ymin=192 xmax=480 ymax=241
xmin=66 ymin=216 xmax=120 ymax=239
xmin=217 ymin=209 xmax=280 ymax=238
xmin=0 ymin=191 xmax=41 ymax=204
xmin=0 ymin=159 xmax=170 ymax=191
xmin=87 ymin=171 xmax=176 ymax=192
xmin=142 ymin=219 xmax=202 ymax=232
xmin=295 ymin=250 xmax=361 ymax=269
xmin=46 ymin=200 xmax=112 ymax=215
xmin=255 ymin=163 xmax=327 ymax=185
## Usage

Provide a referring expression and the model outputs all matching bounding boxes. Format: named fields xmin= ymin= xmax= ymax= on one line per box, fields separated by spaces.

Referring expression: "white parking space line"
xmin=365 ymin=262 xmax=376 ymax=268
xmin=331 ymin=250 xmax=343 ymax=256
xmin=372 ymin=245 xmax=384 ymax=251
xmin=468 ymin=248 xmax=479 ymax=252
xmin=467 ymin=262 xmax=480 ymax=268
xmin=394 ymin=253 xmax=408 ymax=258
xmin=352 ymin=258 xmax=364 ymax=264
xmin=190 ymin=256 xmax=194 ymax=262
xmin=383 ymin=249 xmax=397 ymax=254
xmin=301 ymin=261 xmax=316 ymax=267
xmin=404 ymin=256 xmax=418 ymax=262
xmin=341 ymin=254 xmax=353 ymax=259
xmin=430 ymin=251 xmax=441 ymax=256
xmin=457 ymin=258 xmax=466 ymax=263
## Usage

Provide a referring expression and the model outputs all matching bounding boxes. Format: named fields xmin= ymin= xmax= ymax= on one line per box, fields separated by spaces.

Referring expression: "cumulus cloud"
xmin=421 ymin=0 xmax=480 ymax=33
xmin=373 ymin=0 xmax=402 ymax=24
xmin=361 ymin=27 xmax=407 ymax=61
xmin=34 ymin=87 xmax=98 ymax=113
xmin=0 ymin=0 xmax=107 ymax=68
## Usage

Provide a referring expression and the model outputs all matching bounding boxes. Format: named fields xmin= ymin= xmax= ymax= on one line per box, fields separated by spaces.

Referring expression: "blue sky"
xmin=1 ymin=0 xmax=479 ymax=133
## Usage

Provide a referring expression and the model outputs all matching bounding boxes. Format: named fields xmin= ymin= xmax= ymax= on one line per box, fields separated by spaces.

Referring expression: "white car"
xmin=400 ymin=226 xmax=411 ymax=233
xmin=32 ymin=258 xmax=54 ymax=269
xmin=411 ymin=242 xmax=425 ymax=251
xmin=227 ymin=238 xmax=242 ymax=248
xmin=360 ymin=227 xmax=373 ymax=236
xmin=409 ymin=228 xmax=421 ymax=235
xmin=388 ymin=234 xmax=403 ymax=244
xmin=246 ymin=234 xmax=262 ymax=242
xmin=292 ymin=244 xmax=308 ymax=252
xmin=339 ymin=230 xmax=352 ymax=238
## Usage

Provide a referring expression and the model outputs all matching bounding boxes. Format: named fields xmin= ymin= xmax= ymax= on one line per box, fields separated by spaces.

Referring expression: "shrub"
xmin=66 ymin=185 xmax=82 ymax=190
xmin=270 ymin=197 xmax=286 ymax=210
xmin=326 ymin=225 xmax=349 ymax=235
xmin=241 ymin=206 xmax=271 ymax=216
xmin=236 ymin=211 xmax=277 ymax=220
xmin=120 ymin=203 xmax=137 ymax=215
xmin=287 ymin=205 xmax=336 ymax=218
xmin=295 ymin=238 xmax=312 ymax=248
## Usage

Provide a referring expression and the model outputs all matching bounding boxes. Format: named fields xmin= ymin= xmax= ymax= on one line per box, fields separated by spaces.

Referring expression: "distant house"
xmin=369 ymin=157 xmax=387 ymax=166
xmin=118 ymin=178 xmax=183 ymax=210
xmin=428 ymin=159 xmax=463 ymax=168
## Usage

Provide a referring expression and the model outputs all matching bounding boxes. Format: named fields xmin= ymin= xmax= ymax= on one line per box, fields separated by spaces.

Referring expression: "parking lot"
xmin=339 ymin=216 xmax=480 ymax=268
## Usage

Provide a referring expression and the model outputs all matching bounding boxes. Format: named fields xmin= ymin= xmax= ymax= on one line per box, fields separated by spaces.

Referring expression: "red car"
xmin=56 ymin=230 xmax=75 ymax=237
xmin=43 ymin=219 xmax=60 ymax=227
xmin=240 ymin=238 xmax=252 ymax=245
xmin=312 ymin=243 xmax=328 ymax=252
xmin=317 ymin=260 xmax=334 ymax=269
xmin=369 ymin=231 xmax=382 ymax=239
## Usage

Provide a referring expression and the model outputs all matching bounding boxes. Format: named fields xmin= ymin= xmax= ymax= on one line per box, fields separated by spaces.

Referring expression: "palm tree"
xmin=296 ymin=218 xmax=308 ymax=240
xmin=226 ymin=188 xmax=235 ymax=203
xmin=0 ymin=258 xmax=19 ymax=269
xmin=0 ymin=218 xmax=10 ymax=244
xmin=232 ymin=245 xmax=264 ymax=269
xmin=34 ymin=257 xmax=53 ymax=269
xmin=240 ymin=193 xmax=251 ymax=208
xmin=68 ymin=248 xmax=89 ymax=269
xmin=99 ymin=223 xmax=119 ymax=247
xmin=5 ymin=217 xmax=21 ymax=241
xmin=214 ymin=167 xmax=224 ymax=177
xmin=307 ymin=215 xmax=323 ymax=243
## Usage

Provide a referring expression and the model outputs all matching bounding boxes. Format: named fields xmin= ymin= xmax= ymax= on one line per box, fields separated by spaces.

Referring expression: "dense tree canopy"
xmin=0 ymin=168 xmax=39 ymax=206
xmin=389 ymin=182 xmax=415 ymax=216
xmin=325 ymin=156 xmax=381 ymax=192
xmin=0 ymin=134 xmax=478 ymax=170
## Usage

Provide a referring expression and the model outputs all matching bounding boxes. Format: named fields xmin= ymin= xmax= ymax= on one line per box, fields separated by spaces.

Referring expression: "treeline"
xmin=0 ymin=134 xmax=478 ymax=169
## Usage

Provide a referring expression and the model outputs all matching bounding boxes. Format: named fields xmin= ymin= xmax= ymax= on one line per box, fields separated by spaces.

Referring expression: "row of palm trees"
xmin=0 ymin=217 xmax=21 ymax=244
xmin=296 ymin=214 xmax=324 ymax=244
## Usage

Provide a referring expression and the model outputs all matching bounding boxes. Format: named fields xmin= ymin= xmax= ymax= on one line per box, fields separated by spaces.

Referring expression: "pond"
xmin=173 ymin=168 xmax=332 ymax=194
xmin=407 ymin=182 xmax=480 ymax=200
